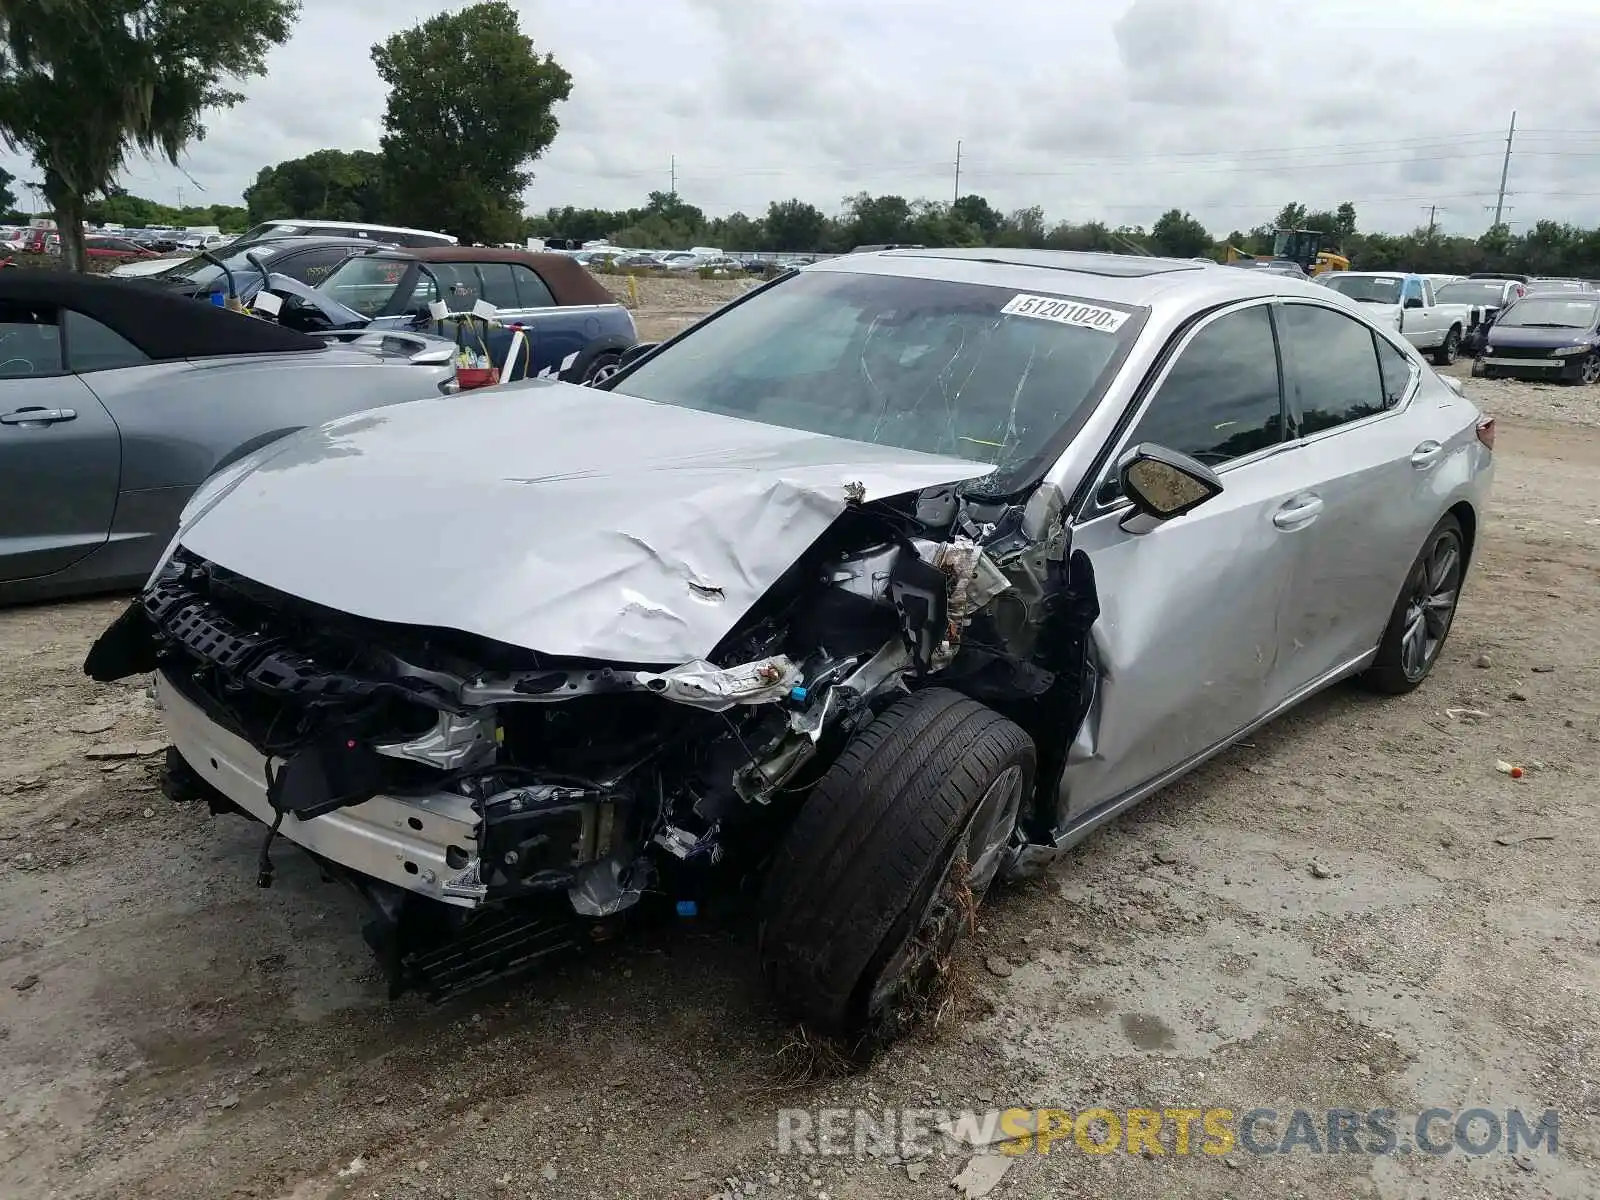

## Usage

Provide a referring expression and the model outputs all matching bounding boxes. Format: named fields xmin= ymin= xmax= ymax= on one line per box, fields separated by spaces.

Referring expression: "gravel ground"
xmin=1 ymin=345 xmax=1597 ymax=1200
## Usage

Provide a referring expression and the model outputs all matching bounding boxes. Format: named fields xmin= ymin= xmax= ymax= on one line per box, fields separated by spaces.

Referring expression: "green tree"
xmin=0 ymin=163 xmax=13 ymax=213
xmin=1150 ymin=208 xmax=1212 ymax=258
xmin=244 ymin=149 xmax=384 ymax=224
xmin=840 ymin=192 xmax=912 ymax=247
xmin=0 ymin=0 xmax=298 ymax=270
xmin=951 ymin=193 xmax=1001 ymax=238
xmin=1273 ymin=202 xmax=1308 ymax=231
xmin=764 ymin=198 xmax=826 ymax=252
xmin=372 ymin=1 xmax=572 ymax=244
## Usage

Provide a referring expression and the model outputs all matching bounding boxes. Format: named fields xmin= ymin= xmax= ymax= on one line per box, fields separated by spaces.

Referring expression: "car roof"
xmin=813 ymin=248 xmax=1342 ymax=310
xmin=261 ymin=218 xmax=454 ymax=242
xmin=0 ymin=268 xmax=324 ymax=359
xmin=229 ymin=235 xmax=395 ymax=253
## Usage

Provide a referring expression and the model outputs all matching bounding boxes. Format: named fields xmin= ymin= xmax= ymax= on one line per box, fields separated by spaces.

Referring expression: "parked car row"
xmin=1316 ymin=269 xmax=1600 ymax=383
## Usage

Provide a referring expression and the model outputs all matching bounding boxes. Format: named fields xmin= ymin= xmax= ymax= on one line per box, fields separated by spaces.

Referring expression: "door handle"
xmin=1410 ymin=440 xmax=1444 ymax=469
xmin=0 ymin=406 xmax=77 ymax=425
xmin=1273 ymin=493 xmax=1323 ymax=530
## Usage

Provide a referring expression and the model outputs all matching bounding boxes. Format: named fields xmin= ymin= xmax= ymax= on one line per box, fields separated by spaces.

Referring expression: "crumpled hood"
xmin=176 ymin=379 xmax=992 ymax=664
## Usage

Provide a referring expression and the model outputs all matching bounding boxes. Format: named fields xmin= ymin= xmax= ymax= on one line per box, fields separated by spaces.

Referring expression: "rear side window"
xmin=1128 ymin=304 xmax=1284 ymax=464
xmin=1277 ymin=303 xmax=1386 ymax=434
xmin=0 ymin=302 xmax=64 ymax=377
xmin=512 ymin=264 xmax=556 ymax=308
xmin=476 ymin=262 xmax=519 ymax=308
xmin=64 ymin=309 xmax=148 ymax=372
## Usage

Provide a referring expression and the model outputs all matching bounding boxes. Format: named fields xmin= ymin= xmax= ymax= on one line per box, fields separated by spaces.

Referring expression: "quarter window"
xmin=64 ymin=309 xmax=147 ymax=372
xmin=0 ymin=302 xmax=63 ymax=377
xmin=1375 ymin=335 xmax=1414 ymax=409
xmin=1128 ymin=304 xmax=1284 ymax=464
xmin=1278 ymin=303 xmax=1386 ymax=434
xmin=511 ymin=264 xmax=556 ymax=308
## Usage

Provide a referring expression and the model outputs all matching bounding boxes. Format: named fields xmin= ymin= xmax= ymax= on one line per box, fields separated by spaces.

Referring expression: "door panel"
xmin=1061 ymin=455 xmax=1300 ymax=818
xmin=1058 ymin=301 xmax=1298 ymax=820
xmin=0 ymin=375 xmax=122 ymax=582
xmin=1272 ymin=314 xmax=1440 ymax=694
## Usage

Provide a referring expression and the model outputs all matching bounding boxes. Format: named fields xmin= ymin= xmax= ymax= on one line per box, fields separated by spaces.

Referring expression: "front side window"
xmin=610 ymin=269 xmax=1142 ymax=493
xmin=1127 ymin=304 xmax=1284 ymax=464
xmin=1401 ymin=278 xmax=1424 ymax=305
xmin=1277 ymin=303 xmax=1385 ymax=434
xmin=0 ymin=302 xmax=63 ymax=377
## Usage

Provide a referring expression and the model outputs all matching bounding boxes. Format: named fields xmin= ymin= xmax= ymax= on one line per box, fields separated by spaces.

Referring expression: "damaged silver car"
xmin=86 ymin=250 xmax=1494 ymax=1042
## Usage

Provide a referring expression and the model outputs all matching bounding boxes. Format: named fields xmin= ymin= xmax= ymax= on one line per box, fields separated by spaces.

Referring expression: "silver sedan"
xmin=88 ymin=249 xmax=1493 ymax=1041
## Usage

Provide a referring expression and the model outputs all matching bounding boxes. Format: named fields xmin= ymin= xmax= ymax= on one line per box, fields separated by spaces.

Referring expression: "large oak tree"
xmin=0 ymin=0 xmax=298 ymax=270
xmin=372 ymin=1 xmax=571 ymax=245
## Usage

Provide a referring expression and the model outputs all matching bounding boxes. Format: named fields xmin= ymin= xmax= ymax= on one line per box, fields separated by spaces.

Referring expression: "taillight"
xmin=1476 ymin=416 xmax=1496 ymax=450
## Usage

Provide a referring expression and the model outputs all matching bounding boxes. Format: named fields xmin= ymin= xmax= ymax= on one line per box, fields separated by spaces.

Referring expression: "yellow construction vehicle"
xmin=1267 ymin=228 xmax=1349 ymax=275
xmin=1225 ymin=230 xmax=1349 ymax=275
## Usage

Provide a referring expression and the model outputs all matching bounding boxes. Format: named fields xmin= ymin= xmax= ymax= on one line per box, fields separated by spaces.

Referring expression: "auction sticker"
xmin=1001 ymin=293 xmax=1130 ymax=332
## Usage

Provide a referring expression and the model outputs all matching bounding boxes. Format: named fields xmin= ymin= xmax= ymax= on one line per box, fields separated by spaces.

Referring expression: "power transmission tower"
xmin=669 ymin=155 xmax=676 ymax=197
xmin=1493 ymin=111 xmax=1516 ymax=227
xmin=953 ymin=140 xmax=962 ymax=205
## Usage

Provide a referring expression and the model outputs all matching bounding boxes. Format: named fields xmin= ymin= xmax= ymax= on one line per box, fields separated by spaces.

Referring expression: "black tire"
xmin=1573 ymin=353 xmax=1600 ymax=387
xmin=1362 ymin=514 xmax=1465 ymax=695
xmin=579 ymin=350 xmax=622 ymax=386
xmin=1431 ymin=326 xmax=1461 ymax=367
xmin=758 ymin=688 xmax=1034 ymax=1042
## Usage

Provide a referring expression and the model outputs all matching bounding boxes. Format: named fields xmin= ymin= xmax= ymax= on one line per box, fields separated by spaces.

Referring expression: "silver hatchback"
xmin=88 ymin=250 xmax=1493 ymax=1044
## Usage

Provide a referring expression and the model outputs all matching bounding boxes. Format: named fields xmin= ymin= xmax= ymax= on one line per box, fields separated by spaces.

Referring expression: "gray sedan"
xmin=88 ymin=250 xmax=1493 ymax=1042
xmin=0 ymin=270 xmax=457 ymax=603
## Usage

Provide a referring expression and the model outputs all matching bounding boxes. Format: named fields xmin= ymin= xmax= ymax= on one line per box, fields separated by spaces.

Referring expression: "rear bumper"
xmin=156 ymin=670 xmax=485 ymax=908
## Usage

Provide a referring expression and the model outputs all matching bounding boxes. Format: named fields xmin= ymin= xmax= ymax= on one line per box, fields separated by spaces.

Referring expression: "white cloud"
xmin=4 ymin=0 xmax=1600 ymax=236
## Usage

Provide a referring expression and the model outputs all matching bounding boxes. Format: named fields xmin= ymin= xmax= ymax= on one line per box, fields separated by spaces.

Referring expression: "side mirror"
xmin=618 ymin=341 xmax=659 ymax=367
xmin=1404 ymin=296 xmax=1424 ymax=309
xmin=1117 ymin=443 xmax=1223 ymax=529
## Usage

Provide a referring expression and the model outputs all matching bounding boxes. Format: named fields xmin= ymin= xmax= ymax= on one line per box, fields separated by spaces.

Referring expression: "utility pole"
xmin=669 ymin=155 xmax=676 ymax=197
xmin=1493 ymin=110 xmax=1516 ymax=228
xmin=953 ymin=140 xmax=962 ymax=206
xmin=1423 ymin=205 xmax=1437 ymax=239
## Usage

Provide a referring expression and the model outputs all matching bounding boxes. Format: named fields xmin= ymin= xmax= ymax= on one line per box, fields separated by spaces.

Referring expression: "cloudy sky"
xmin=7 ymin=0 xmax=1600 ymax=236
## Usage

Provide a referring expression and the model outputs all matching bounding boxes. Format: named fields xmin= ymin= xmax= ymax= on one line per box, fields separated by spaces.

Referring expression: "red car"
xmin=84 ymin=236 xmax=158 ymax=260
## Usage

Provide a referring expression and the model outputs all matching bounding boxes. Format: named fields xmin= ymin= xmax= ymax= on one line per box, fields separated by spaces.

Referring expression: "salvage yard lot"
xmin=1 ymin=287 xmax=1598 ymax=1198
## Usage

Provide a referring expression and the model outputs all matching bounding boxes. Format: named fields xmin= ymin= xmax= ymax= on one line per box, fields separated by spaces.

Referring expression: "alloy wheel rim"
xmin=865 ymin=765 xmax=1025 ymax=1023
xmin=1400 ymin=531 xmax=1462 ymax=681
xmin=1582 ymin=355 xmax=1600 ymax=385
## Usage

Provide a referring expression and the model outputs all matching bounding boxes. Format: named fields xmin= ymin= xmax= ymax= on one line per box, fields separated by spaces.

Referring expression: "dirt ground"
xmin=2 ymin=315 xmax=1598 ymax=1199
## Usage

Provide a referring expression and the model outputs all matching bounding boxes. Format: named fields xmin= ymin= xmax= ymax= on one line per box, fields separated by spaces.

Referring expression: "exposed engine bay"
xmin=86 ymin=481 xmax=1099 ymax=999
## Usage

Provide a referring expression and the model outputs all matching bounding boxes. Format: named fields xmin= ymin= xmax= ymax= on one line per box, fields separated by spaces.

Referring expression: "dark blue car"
xmin=1473 ymin=292 xmax=1600 ymax=385
xmin=264 ymin=247 xmax=637 ymax=384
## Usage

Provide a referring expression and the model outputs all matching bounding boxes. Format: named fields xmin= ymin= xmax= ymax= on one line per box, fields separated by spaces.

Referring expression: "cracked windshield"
xmin=609 ymin=270 xmax=1135 ymax=491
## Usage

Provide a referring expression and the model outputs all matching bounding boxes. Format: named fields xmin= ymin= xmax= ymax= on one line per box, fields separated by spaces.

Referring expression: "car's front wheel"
xmin=1431 ymin=326 xmax=1461 ymax=366
xmin=1362 ymin=513 xmax=1465 ymax=694
xmin=1575 ymin=352 xmax=1600 ymax=386
xmin=758 ymin=688 xmax=1034 ymax=1045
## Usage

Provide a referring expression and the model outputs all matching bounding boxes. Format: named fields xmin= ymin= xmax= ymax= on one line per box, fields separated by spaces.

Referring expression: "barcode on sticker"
xmin=1001 ymin=294 xmax=1129 ymax=332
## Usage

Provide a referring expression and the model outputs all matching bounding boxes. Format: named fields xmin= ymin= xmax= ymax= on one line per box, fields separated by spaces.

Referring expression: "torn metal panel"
xmin=174 ymin=380 xmax=991 ymax=664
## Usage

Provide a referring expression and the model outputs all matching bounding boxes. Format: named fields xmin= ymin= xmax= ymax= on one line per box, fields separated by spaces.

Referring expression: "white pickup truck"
xmin=1320 ymin=271 xmax=1473 ymax=365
